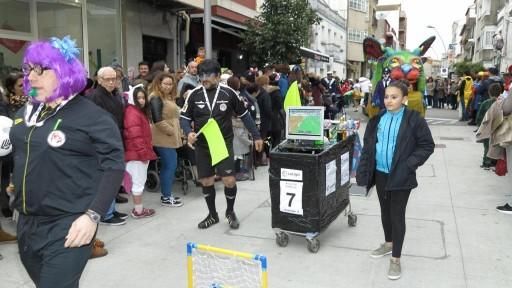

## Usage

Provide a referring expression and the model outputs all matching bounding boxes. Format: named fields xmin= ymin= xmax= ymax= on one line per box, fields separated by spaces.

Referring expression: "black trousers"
xmin=17 ymin=214 xmax=92 ymax=288
xmin=375 ymin=171 xmax=411 ymax=258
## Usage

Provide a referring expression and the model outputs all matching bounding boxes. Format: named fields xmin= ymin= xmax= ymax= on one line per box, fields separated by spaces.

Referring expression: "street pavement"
xmin=1 ymin=108 xmax=512 ymax=288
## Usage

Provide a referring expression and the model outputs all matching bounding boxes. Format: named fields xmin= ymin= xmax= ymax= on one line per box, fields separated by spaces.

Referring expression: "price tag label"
xmin=279 ymin=181 xmax=303 ymax=215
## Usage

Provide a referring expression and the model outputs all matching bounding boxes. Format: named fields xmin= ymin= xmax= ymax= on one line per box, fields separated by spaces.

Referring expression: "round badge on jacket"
xmin=220 ymin=103 xmax=227 ymax=111
xmin=47 ymin=130 xmax=66 ymax=148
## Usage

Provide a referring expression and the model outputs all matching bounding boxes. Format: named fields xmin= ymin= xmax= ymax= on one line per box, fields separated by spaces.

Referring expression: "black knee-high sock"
xmin=235 ymin=159 xmax=241 ymax=173
xmin=225 ymin=185 xmax=237 ymax=213
xmin=202 ymin=185 xmax=217 ymax=215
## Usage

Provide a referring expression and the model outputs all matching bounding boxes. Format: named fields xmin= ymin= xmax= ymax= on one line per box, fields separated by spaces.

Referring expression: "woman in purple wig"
xmin=9 ymin=36 xmax=125 ymax=288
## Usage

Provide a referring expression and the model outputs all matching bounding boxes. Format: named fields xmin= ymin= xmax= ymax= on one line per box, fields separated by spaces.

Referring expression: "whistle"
xmin=29 ymin=88 xmax=37 ymax=98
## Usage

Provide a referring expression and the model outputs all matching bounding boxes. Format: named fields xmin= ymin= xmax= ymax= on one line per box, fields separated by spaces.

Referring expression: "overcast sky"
xmin=378 ymin=0 xmax=474 ymax=59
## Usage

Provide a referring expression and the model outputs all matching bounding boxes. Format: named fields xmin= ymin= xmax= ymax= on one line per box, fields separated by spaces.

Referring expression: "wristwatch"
xmin=85 ymin=209 xmax=101 ymax=223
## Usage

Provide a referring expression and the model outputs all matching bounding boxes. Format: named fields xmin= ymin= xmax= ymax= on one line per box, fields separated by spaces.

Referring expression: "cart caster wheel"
xmin=348 ymin=214 xmax=357 ymax=227
xmin=145 ymin=171 xmax=160 ymax=193
xmin=275 ymin=232 xmax=289 ymax=247
xmin=307 ymin=238 xmax=320 ymax=253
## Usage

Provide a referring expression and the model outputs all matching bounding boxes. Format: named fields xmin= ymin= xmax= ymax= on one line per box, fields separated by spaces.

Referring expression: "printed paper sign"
xmin=340 ymin=152 xmax=350 ymax=186
xmin=280 ymin=181 xmax=303 ymax=215
xmin=281 ymin=168 xmax=303 ymax=181
xmin=325 ymin=159 xmax=337 ymax=196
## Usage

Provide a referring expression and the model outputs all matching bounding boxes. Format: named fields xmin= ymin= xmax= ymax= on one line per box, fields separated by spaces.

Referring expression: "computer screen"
xmin=285 ymin=106 xmax=325 ymax=141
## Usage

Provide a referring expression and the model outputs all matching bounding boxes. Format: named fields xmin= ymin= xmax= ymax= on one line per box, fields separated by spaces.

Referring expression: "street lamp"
xmin=427 ymin=25 xmax=448 ymax=66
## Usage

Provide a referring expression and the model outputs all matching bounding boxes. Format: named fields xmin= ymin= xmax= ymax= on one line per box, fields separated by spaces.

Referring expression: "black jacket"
xmin=356 ymin=108 xmax=434 ymax=192
xmin=10 ymin=96 xmax=125 ymax=216
xmin=88 ymin=85 xmax=125 ymax=131
xmin=256 ymin=87 xmax=273 ymax=135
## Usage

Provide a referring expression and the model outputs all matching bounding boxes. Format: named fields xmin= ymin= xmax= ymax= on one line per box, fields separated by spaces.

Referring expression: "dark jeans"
xmin=450 ymin=94 xmax=458 ymax=110
xmin=426 ymin=95 xmax=433 ymax=107
xmin=375 ymin=171 xmax=411 ymax=258
xmin=155 ymin=146 xmax=178 ymax=198
xmin=18 ymin=214 xmax=92 ymax=288
xmin=460 ymin=98 xmax=468 ymax=121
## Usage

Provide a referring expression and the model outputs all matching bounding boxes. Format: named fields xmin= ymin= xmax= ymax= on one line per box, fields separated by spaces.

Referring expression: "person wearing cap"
xmin=372 ymin=67 xmax=392 ymax=111
xmin=11 ymin=36 xmax=124 ymax=287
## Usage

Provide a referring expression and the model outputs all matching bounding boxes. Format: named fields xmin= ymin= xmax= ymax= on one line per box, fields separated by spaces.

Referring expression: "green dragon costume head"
xmin=363 ymin=36 xmax=436 ymax=118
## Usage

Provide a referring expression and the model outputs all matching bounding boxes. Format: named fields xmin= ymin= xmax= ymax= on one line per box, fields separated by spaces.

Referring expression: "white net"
xmin=191 ymin=248 xmax=263 ymax=288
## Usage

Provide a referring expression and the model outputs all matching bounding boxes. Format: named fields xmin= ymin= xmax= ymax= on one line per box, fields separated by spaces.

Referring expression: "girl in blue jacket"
xmin=356 ymin=80 xmax=435 ymax=280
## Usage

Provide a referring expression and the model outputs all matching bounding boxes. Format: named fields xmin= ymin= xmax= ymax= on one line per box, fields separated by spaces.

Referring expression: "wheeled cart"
xmin=269 ymin=136 xmax=356 ymax=253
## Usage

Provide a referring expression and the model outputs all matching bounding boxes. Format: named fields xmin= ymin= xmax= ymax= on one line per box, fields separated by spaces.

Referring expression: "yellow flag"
xmin=199 ymin=118 xmax=229 ymax=165
xmin=283 ymin=81 xmax=302 ymax=110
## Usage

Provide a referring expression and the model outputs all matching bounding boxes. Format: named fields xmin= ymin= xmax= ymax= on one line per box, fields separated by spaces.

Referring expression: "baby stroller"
xmin=175 ymin=145 xmax=199 ymax=194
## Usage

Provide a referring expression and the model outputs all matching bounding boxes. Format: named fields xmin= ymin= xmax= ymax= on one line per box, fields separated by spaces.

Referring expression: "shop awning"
xmin=300 ymin=47 xmax=330 ymax=63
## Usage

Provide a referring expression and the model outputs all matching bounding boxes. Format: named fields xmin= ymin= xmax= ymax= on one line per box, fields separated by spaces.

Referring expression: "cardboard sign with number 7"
xmin=279 ymin=181 xmax=303 ymax=215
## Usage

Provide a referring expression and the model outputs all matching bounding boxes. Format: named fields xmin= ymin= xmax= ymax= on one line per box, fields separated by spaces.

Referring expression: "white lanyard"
xmin=202 ymin=85 xmax=221 ymax=118
xmin=24 ymin=95 xmax=75 ymax=127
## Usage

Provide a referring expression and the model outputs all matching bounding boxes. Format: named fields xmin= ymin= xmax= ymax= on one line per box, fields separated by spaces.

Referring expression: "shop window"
xmin=0 ymin=0 xmax=32 ymax=79
xmin=37 ymin=1 xmax=83 ymax=51
xmin=87 ymin=0 xmax=121 ymax=74
xmin=0 ymin=1 xmax=32 ymax=33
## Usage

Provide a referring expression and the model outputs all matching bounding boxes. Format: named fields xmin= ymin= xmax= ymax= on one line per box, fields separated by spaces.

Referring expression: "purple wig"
xmin=23 ymin=36 xmax=86 ymax=103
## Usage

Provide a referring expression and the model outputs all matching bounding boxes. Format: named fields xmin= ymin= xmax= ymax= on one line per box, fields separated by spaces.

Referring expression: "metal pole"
xmin=204 ymin=0 xmax=212 ymax=59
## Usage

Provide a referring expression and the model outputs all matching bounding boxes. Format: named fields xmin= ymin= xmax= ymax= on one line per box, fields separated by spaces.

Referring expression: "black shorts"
xmin=195 ymin=142 xmax=235 ymax=179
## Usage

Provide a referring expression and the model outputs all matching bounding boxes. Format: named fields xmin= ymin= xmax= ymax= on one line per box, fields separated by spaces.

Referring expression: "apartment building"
xmin=308 ymin=0 xmax=347 ymax=78
xmin=472 ymin=0 xmax=506 ymax=68
xmin=346 ymin=0 xmax=371 ymax=79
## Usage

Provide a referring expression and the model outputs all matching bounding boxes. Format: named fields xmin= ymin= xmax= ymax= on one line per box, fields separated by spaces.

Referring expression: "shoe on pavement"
xmin=370 ymin=243 xmax=392 ymax=258
xmin=131 ymin=208 xmax=156 ymax=219
xmin=0 ymin=229 xmax=16 ymax=243
xmin=388 ymin=258 xmax=401 ymax=280
xmin=198 ymin=213 xmax=219 ymax=229
xmin=90 ymin=240 xmax=108 ymax=259
xmin=115 ymin=194 xmax=128 ymax=204
xmin=161 ymin=197 xmax=183 ymax=207
xmin=100 ymin=216 xmax=127 ymax=226
xmin=93 ymin=238 xmax=104 ymax=248
xmin=113 ymin=211 xmax=128 ymax=220
xmin=496 ymin=203 xmax=512 ymax=215
xmin=235 ymin=173 xmax=250 ymax=181
xmin=225 ymin=210 xmax=240 ymax=229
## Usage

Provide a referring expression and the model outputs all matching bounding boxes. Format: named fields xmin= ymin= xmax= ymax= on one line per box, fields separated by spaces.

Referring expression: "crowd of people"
xmin=1 ymin=34 xmax=512 ymax=285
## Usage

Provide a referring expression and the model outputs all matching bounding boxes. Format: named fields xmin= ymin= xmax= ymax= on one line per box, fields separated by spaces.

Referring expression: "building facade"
xmin=496 ymin=1 xmax=512 ymax=73
xmin=0 ymin=0 xmax=257 ymax=81
xmin=346 ymin=0 xmax=371 ymax=79
xmin=473 ymin=0 xmax=506 ymax=68
xmin=459 ymin=5 xmax=477 ymax=62
xmin=308 ymin=0 xmax=347 ymax=78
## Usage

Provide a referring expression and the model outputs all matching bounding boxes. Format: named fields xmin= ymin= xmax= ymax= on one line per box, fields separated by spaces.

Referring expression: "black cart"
xmin=269 ymin=136 xmax=357 ymax=253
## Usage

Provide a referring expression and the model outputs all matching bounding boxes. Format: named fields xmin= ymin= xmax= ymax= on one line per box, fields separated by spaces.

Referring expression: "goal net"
xmin=187 ymin=242 xmax=268 ymax=288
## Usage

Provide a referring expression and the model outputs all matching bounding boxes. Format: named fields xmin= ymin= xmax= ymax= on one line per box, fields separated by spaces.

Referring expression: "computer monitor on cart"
xmin=285 ymin=106 xmax=325 ymax=141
